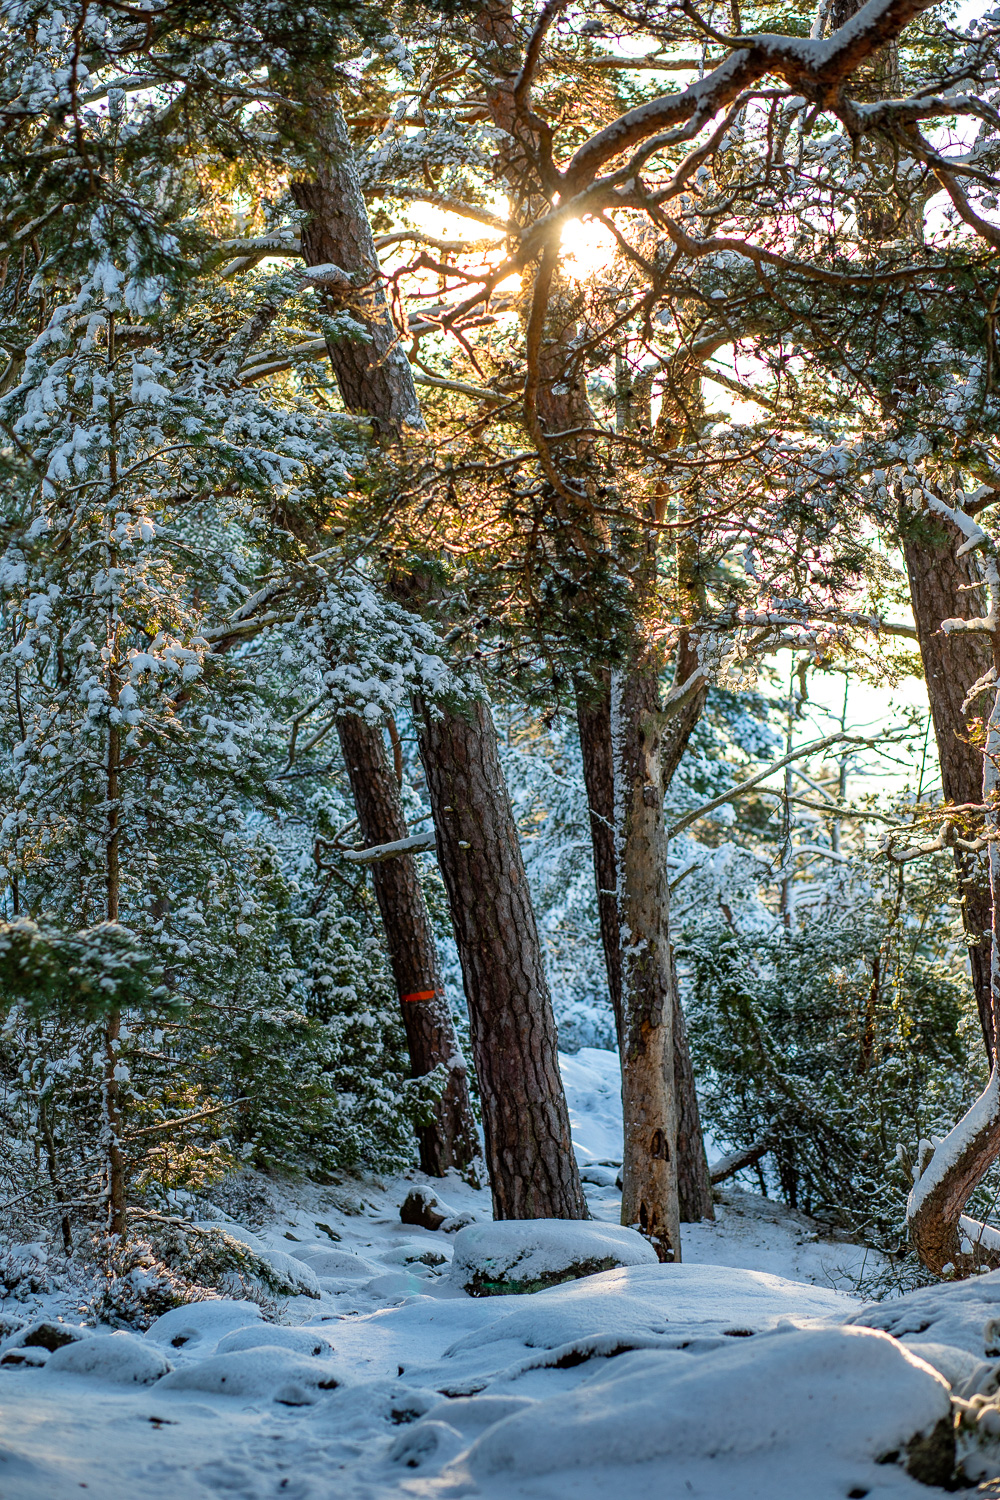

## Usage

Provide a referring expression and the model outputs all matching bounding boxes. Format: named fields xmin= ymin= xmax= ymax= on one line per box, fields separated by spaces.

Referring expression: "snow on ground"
xmin=0 ymin=1049 xmax=986 ymax=1498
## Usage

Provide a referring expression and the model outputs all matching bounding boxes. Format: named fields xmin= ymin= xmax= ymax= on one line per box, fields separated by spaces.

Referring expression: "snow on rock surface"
xmin=441 ymin=1261 xmax=856 ymax=1355
xmin=45 ymin=1331 xmax=171 ymax=1385
xmin=850 ymin=1267 xmax=1000 ymax=1357
xmin=293 ymin=1245 xmax=381 ymax=1279
xmin=435 ymin=1327 xmax=955 ymax=1496
xmin=158 ymin=1346 xmax=343 ymax=1400
xmin=448 ymin=1219 xmax=657 ymax=1296
xmin=214 ymin=1324 xmax=336 ymax=1357
xmin=144 ymin=1298 xmax=262 ymax=1349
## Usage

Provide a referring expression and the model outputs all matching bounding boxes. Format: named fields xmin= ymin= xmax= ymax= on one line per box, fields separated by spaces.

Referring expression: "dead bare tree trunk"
xmin=576 ymin=672 xmax=713 ymax=1222
xmin=902 ymin=512 xmax=995 ymax=1062
xmin=612 ymin=665 xmax=682 ymax=1260
xmin=336 ymin=715 xmax=479 ymax=1177
xmin=292 ymin=86 xmax=585 ymax=1219
xmin=417 ymin=696 xmax=588 ymax=1221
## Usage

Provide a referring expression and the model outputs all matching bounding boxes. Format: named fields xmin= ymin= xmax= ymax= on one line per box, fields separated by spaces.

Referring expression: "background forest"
xmin=2 ymin=0 xmax=1000 ymax=1318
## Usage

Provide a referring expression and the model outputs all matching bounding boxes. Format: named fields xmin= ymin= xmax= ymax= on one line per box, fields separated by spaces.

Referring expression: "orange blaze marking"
xmin=401 ymin=989 xmax=439 ymax=1003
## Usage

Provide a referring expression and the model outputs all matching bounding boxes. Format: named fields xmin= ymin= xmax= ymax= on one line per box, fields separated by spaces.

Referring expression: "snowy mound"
xmin=850 ymin=1268 xmax=1000 ymax=1358
xmin=46 ymin=1331 xmax=171 ymax=1385
xmin=448 ymin=1220 xmax=656 ymax=1296
xmin=444 ymin=1262 xmax=855 ymax=1355
xmin=377 ymin=1262 xmax=862 ymax=1394
xmin=214 ymin=1325 xmax=336 ymax=1358
xmin=440 ymin=1327 xmax=954 ymax=1494
xmin=159 ymin=1346 xmax=343 ymax=1401
xmin=145 ymin=1299 xmax=262 ymax=1350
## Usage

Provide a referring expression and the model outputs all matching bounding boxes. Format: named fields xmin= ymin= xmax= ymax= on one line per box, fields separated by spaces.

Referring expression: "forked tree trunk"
xmin=908 ymin=678 xmax=1000 ymax=1274
xmin=576 ymin=673 xmax=713 ymax=1222
xmin=417 ymin=696 xmax=588 ymax=1221
xmin=293 ymin=86 xmax=585 ymax=1219
xmin=612 ymin=667 xmax=682 ymax=1260
xmin=902 ymin=513 xmax=995 ymax=1062
xmin=336 ymin=715 xmax=479 ymax=1177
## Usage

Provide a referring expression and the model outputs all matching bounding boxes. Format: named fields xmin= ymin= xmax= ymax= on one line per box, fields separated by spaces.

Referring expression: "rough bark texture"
xmin=908 ymin=681 xmax=1000 ymax=1274
xmin=576 ymin=672 xmax=713 ymax=1222
xmin=336 ymin=715 xmax=479 ymax=1177
xmin=575 ymin=675 xmax=623 ymax=1043
xmin=902 ymin=511 xmax=995 ymax=1061
xmin=290 ymin=97 xmax=421 ymax=437
xmin=417 ymin=696 xmax=588 ymax=1221
xmin=293 ymin=87 xmax=584 ymax=1214
xmin=613 ymin=667 xmax=682 ymax=1260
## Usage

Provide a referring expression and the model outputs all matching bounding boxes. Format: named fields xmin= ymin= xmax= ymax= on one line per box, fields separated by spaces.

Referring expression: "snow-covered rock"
xmin=850 ymin=1267 xmax=1000 ymax=1358
xmin=903 ymin=1339 xmax=986 ymax=1389
xmin=295 ymin=1246 xmax=381 ymax=1279
xmin=1 ymin=1318 xmax=90 ymax=1356
xmin=158 ymin=1347 xmax=343 ymax=1400
xmin=144 ymin=1298 xmax=262 ymax=1350
xmin=440 ymin=1262 xmax=855 ymax=1367
xmin=449 ymin=1327 xmax=954 ymax=1490
xmin=448 ymin=1220 xmax=657 ymax=1296
xmin=46 ymin=1331 xmax=171 ymax=1385
xmin=215 ymin=1324 xmax=336 ymax=1358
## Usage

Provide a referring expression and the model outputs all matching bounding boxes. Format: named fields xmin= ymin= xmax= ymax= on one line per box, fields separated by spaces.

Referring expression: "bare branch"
xmin=668 ymin=731 xmax=877 ymax=839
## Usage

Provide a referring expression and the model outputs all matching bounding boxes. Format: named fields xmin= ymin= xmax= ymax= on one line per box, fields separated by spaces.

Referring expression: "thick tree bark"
xmin=417 ymin=696 xmax=588 ymax=1221
xmin=336 ymin=715 xmax=479 ymax=1176
xmin=292 ymin=85 xmax=584 ymax=1218
xmin=902 ymin=513 xmax=995 ymax=1061
xmin=612 ymin=667 xmax=681 ymax=1259
xmin=908 ymin=679 xmax=1000 ymax=1274
xmin=290 ymin=98 xmax=420 ymax=437
xmin=576 ymin=672 xmax=713 ymax=1222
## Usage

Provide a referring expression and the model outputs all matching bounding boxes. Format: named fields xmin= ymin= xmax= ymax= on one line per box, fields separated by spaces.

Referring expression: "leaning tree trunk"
xmin=902 ymin=512 xmax=995 ymax=1062
xmin=908 ymin=676 xmax=1000 ymax=1274
xmin=612 ymin=666 xmax=682 ymax=1260
xmin=292 ymin=84 xmax=585 ymax=1220
xmin=336 ymin=715 xmax=479 ymax=1176
xmin=417 ymin=696 xmax=588 ymax=1221
xmin=576 ymin=671 xmax=713 ymax=1222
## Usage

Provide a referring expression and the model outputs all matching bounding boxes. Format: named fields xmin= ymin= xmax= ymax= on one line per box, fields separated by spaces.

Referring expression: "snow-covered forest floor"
xmin=3 ymin=1049 xmax=996 ymax=1499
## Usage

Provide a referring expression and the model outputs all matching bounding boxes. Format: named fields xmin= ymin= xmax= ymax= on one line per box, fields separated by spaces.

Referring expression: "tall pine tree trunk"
xmin=336 ymin=715 xmax=479 ymax=1176
xmin=908 ymin=672 xmax=1000 ymax=1274
xmin=291 ymin=86 xmax=585 ymax=1219
xmin=417 ymin=696 xmax=587 ymax=1220
xmin=902 ymin=513 xmax=995 ymax=1062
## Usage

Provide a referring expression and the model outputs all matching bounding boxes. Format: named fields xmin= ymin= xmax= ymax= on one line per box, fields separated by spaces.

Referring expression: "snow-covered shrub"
xmin=86 ymin=1236 xmax=213 ymax=1330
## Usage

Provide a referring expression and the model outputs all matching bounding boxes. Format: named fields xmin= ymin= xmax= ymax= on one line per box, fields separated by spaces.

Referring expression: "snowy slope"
xmin=0 ymin=1049 xmax=981 ymax=1498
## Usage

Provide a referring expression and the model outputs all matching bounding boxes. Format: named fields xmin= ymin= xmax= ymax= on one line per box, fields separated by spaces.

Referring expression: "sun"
xmin=559 ymin=216 xmax=618 ymax=281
